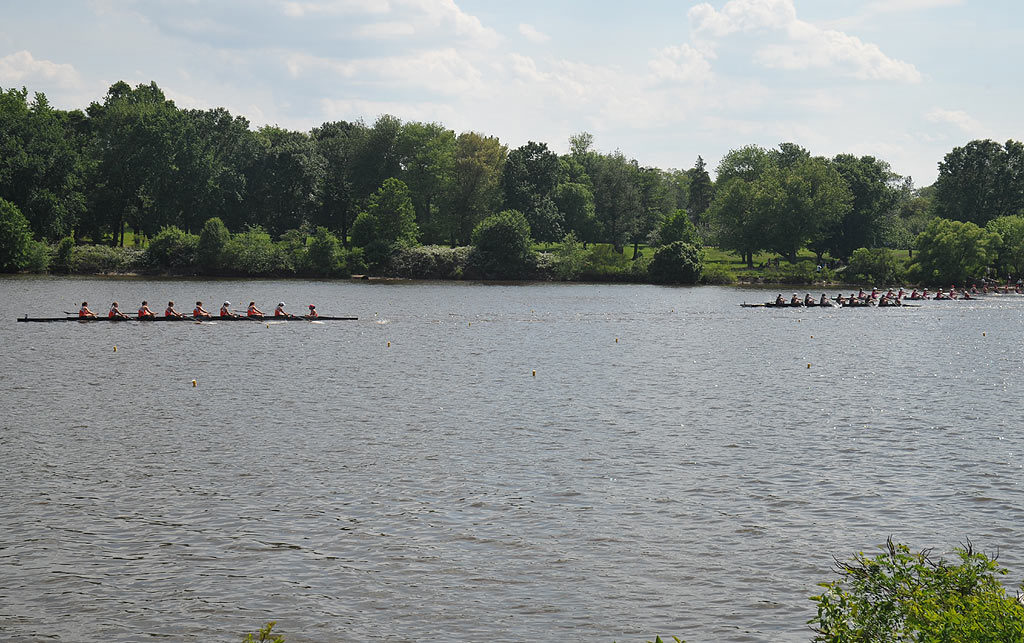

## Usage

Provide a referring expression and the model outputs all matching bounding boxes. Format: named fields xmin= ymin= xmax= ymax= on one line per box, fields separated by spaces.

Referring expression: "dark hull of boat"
xmin=17 ymin=315 xmax=357 ymax=323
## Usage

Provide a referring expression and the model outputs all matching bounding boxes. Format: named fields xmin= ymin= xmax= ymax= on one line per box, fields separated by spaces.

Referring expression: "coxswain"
xmin=220 ymin=301 xmax=238 ymax=318
xmin=274 ymin=302 xmax=288 ymax=317
xmin=109 ymin=301 xmax=129 ymax=319
xmin=78 ymin=301 xmax=97 ymax=318
xmin=165 ymin=301 xmax=184 ymax=318
xmin=138 ymin=301 xmax=156 ymax=319
xmin=306 ymin=304 xmax=318 ymax=318
xmin=247 ymin=301 xmax=264 ymax=317
xmin=193 ymin=301 xmax=212 ymax=319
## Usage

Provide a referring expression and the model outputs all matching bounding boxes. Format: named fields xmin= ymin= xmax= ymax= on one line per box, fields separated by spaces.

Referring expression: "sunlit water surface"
xmin=1 ymin=276 xmax=1022 ymax=642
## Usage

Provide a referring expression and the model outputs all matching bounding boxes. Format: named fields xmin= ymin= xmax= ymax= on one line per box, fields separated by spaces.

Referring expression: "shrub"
xmin=23 ymin=240 xmax=52 ymax=272
xmin=471 ymin=209 xmax=535 ymax=278
xmin=700 ymin=262 xmax=736 ymax=284
xmin=656 ymin=209 xmax=700 ymax=246
xmin=0 ymin=197 xmax=33 ymax=272
xmin=648 ymin=241 xmax=703 ymax=284
xmin=910 ymin=217 xmax=998 ymax=285
xmin=70 ymin=245 xmax=143 ymax=273
xmin=579 ymin=244 xmax=634 ymax=281
xmin=54 ymin=236 xmax=75 ymax=272
xmin=551 ymin=232 xmax=587 ymax=280
xmin=812 ymin=538 xmax=1024 ymax=642
xmin=223 ymin=226 xmax=283 ymax=276
xmin=197 ymin=217 xmax=230 ymax=272
xmin=388 ymin=245 xmax=472 ymax=279
xmin=341 ymin=247 xmax=366 ymax=276
xmin=144 ymin=226 xmax=199 ymax=271
xmin=847 ymin=247 xmax=906 ymax=285
xmin=305 ymin=227 xmax=343 ymax=276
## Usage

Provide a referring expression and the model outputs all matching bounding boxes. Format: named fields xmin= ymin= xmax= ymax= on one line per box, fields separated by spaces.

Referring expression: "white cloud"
xmin=402 ymin=0 xmax=499 ymax=44
xmin=648 ymin=44 xmax=712 ymax=84
xmin=355 ymin=21 xmax=416 ymax=38
xmin=320 ymin=97 xmax=459 ymax=124
xmin=925 ymin=108 xmax=982 ymax=134
xmin=864 ymin=0 xmax=963 ymax=13
xmin=688 ymin=0 xmax=921 ymax=83
xmin=518 ymin=23 xmax=550 ymax=43
xmin=286 ymin=48 xmax=484 ymax=95
xmin=280 ymin=0 xmax=391 ymax=18
xmin=0 ymin=50 xmax=81 ymax=87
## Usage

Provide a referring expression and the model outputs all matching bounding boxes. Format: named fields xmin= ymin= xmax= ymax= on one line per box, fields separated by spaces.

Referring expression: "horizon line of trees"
xmin=3 ymin=80 xmax=1024 ymax=284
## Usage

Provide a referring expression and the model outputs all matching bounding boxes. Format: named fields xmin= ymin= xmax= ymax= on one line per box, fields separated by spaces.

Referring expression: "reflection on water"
xmin=2 ymin=277 xmax=1023 ymax=642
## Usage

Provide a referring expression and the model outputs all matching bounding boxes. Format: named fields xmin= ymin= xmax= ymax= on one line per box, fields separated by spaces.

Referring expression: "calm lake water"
xmin=2 ymin=276 xmax=1023 ymax=642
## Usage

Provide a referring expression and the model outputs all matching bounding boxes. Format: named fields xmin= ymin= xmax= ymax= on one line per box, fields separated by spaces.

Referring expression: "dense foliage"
xmin=3 ymin=81 xmax=1024 ymax=284
xmin=812 ymin=539 xmax=1024 ymax=642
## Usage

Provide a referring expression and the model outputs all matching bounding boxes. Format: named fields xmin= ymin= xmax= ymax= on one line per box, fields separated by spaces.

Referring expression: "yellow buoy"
xmin=266 ymin=323 xmax=270 ymax=328
xmin=807 ymin=363 xmax=811 ymax=369
xmin=387 ymin=341 xmax=391 ymax=347
xmin=615 ymin=338 xmax=618 ymax=343
xmin=113 ymin=345 xmax=117 ymax=352
xmin=532 ymin=370 xmax=536 ymax=377
xmin=191 ymin=379 xmax=197 ymax=387
xmin=983 ymin=332 xmax=986 ymax=336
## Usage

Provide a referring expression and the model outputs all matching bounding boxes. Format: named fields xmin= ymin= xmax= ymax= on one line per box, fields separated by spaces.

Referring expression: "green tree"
xmin=445 ymin=132 xmax=506 ymax=245
xmin=350 ymin=114 xmax=403 ymax=202
xmin=656 ymin=208 xmax=700 ymax=246
xmin=911 ymin=217 xmax=999 ymax=285
xmin=0 ymin=197 xmax=33 ymax=271
xmin=933 ymin=139 xmax=1024 ymax=226
xmin=351 ymin=178 xmax=419 ymax=262
xmin=826 ymin=155 xmax=907 ymax=259
xmin=812 ymin=539 xmax=1024 ymax=642
xmin=243 ymin=126 xmax=322 ymax=235
xmin=305 ymin=226 xmax=344 ymax=276
xmin=846 ymin=247 xmax=906 ymax=284
xmin=708 ymin=178 xmax=760 ymax=267
xmin=686 ymin=155 xmax=714 ymax=222
xmin=716 ymin=144 xmax=769 ymax=184
xmin=552 ymin=181 xmax=599 ymax=246
xmin=197 ymin=217 xmax=230 ymax=271
xmin=756 ymin=157 xmax=852 ymax=262
xmin=502 ymin=141 xmax=562 ymax=242
xmin=985 ymin=215 xmax=1024 ymax=277
xmin=312 ymin=120 xmax=366 ymax=246
xmin=144 ymin=225 xmax=198 ymax=271
xmin=397 ymin=121 xmax=456 ymax=244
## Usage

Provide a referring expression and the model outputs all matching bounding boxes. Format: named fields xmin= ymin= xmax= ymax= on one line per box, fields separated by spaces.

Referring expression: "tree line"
xmin=2 ymin=80 xmax=1024 ymax=284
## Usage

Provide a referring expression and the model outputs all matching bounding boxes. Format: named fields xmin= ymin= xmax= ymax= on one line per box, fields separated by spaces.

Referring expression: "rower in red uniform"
xmin=109 ymin=301 xmax=129 ymax=319
xmin=78 ymin=302 xmax=97 ymax=318
xmin=274 ymin=302 xmax=288 ymax=317
xmin=247 ymin=301 xmax=264 ymax=317
xmin=193 ymin=301 xmax=212 ymax=319
xmin=306 ymin=304 xmax=318 ymax=318
xmin=138 ymin=301 xmax=156 ymax=319
xmin=220 ymin=301 xmax=238 ymax=318
xmin=165 ymin=301 xmax=184 ymax=318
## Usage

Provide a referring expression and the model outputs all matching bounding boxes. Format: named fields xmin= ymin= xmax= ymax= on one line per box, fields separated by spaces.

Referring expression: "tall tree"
xmin=313 ymin=120 xmax=365 ymax=246
xmin=686 ymin=155 xmax=714 ymax=222
xmin=825 ymin=155 xmax=906 ymax=259
xmin=502 ymin=141 xmax=562 ymax=242
xmin=708 ymin=178 xmax=759 ymax=267
xmin=351 ymin=114 xmax=403 ymax=202
xmin=933 ymin=139 xmax=1024 ymax=226
xmin=444 ymin=132 xmax=506 ymax=245
xmin=398 ymin=121 xmax=456 ymax=244
xmin=242 ymin=126 xmax=322 ymax=235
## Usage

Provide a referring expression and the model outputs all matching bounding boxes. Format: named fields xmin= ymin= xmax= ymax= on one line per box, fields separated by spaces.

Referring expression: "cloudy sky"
xmin=0 ymin=0 xmax=1017 ymax=185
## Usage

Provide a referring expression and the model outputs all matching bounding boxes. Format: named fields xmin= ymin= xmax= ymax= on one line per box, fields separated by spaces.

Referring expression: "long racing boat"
xmin=17 ymin=315 xmax=357 ymax=323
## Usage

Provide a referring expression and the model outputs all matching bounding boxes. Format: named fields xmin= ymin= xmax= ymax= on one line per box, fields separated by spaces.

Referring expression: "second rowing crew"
xmin=77 ymin=301 xmax=321 ymax=320
xmin=768 ymin=286 xmax=1005 ymax=308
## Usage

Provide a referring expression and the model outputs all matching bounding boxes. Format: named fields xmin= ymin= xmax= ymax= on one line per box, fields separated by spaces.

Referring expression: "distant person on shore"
xmin=138 ymin=301 xmax=156 ymax=319
xmin=193 ymin=301 xmax=212 ymax=319
xmin=78 ymin=302 xmax=97 ymax=318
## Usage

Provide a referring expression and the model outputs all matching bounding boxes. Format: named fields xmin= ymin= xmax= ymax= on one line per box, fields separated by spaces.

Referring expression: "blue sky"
xmin=0 ymin=0 xmax=1017 ymax=186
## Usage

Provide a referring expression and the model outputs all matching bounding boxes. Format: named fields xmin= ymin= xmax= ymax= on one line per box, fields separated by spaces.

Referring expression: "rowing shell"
xmin=17 ymin=315 xmax=357 ymax=323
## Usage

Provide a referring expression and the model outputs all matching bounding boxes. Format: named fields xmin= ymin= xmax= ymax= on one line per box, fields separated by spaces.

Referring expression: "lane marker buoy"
xmin=192 ymin=379 xmax=197 ymax=387
xmin=113 ymin=345 xmax=117 ymax=352
xmin=532 ymin=370 xmax=536 ymax=377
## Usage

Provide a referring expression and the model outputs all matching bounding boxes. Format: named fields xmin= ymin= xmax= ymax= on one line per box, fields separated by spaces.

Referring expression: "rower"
xmin=138 ymin=301 xmax=156 ymax=319
xmin=307 ymin=304 xmax=318 ymax=318
xmin=835 ymin=293 xmax=846 ymax=305
xmin=274 ymin=302 xmax=288 ymax=317
xmin=774 ymin=294 xmax=784 ymax=305
xmin=790 ymin=293 xmax=801 ymax=306
xmin=804 ymin=293 xmax=813 ymax=306
xmin=109 ymin=301 xmax=128 ymax=319
xmin=857 ymin=288 xmax=866 ymax=300
xmin=246 ymin=301 xmax=264 ymax=317
xmin=78 ymin=301 xmax=97 ymax=318
xmin=220 ymin=301 xmax=238 ymax=318
xmin=819 ymin=293 xmax=830 ymax=306
xmin=165 ymin=301 xmax=184 ymax=318
xmin=193 ymin=301 xmax=212 ymax=319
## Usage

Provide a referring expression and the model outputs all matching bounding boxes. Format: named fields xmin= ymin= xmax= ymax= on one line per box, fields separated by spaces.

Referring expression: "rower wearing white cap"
xmin=220 ymin=301 xmax=238 ymax=318
xmin=274 ymin=302 xmax=288 ymax=317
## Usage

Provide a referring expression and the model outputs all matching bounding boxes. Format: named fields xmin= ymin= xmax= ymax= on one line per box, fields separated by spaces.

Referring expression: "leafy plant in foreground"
xmin=242 ymin=620 xmax=284 ymax=643
xmin=811 ymin=538 xmax=1024 ymax=642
